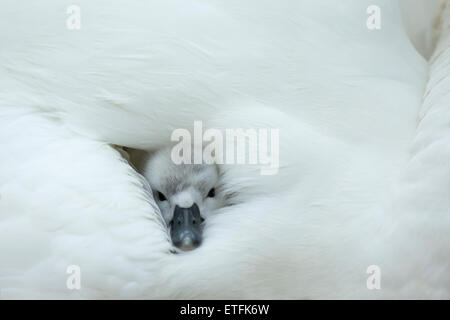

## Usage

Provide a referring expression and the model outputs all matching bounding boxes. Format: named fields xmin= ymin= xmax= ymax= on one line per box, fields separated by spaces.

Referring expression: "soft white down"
xmin=0 ymin=0 xmax=449 ymax=299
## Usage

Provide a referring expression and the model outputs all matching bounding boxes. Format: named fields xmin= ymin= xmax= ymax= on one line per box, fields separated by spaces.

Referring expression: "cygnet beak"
xmin=170 ymin=203 xmax=203 ymax=251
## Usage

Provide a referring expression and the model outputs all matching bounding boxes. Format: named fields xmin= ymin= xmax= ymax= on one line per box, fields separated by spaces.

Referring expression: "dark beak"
xmin=171 ymin=204 xmax=203 ymax=251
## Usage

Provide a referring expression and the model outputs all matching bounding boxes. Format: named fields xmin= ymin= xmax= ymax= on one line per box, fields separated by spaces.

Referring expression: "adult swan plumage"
xmin=0 ymin=0 xmax=449 ymax=298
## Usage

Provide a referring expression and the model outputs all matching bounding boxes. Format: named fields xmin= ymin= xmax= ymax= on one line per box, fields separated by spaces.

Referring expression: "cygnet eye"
xmin=156 ymin=191 xmax=167 ymax=201
xmin=207 ymin=188 xmax=215 ymax=198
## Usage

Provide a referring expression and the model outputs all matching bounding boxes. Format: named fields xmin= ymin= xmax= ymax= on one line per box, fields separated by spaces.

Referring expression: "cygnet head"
xmin=142 ymin=147 xmax=224 ymax=251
